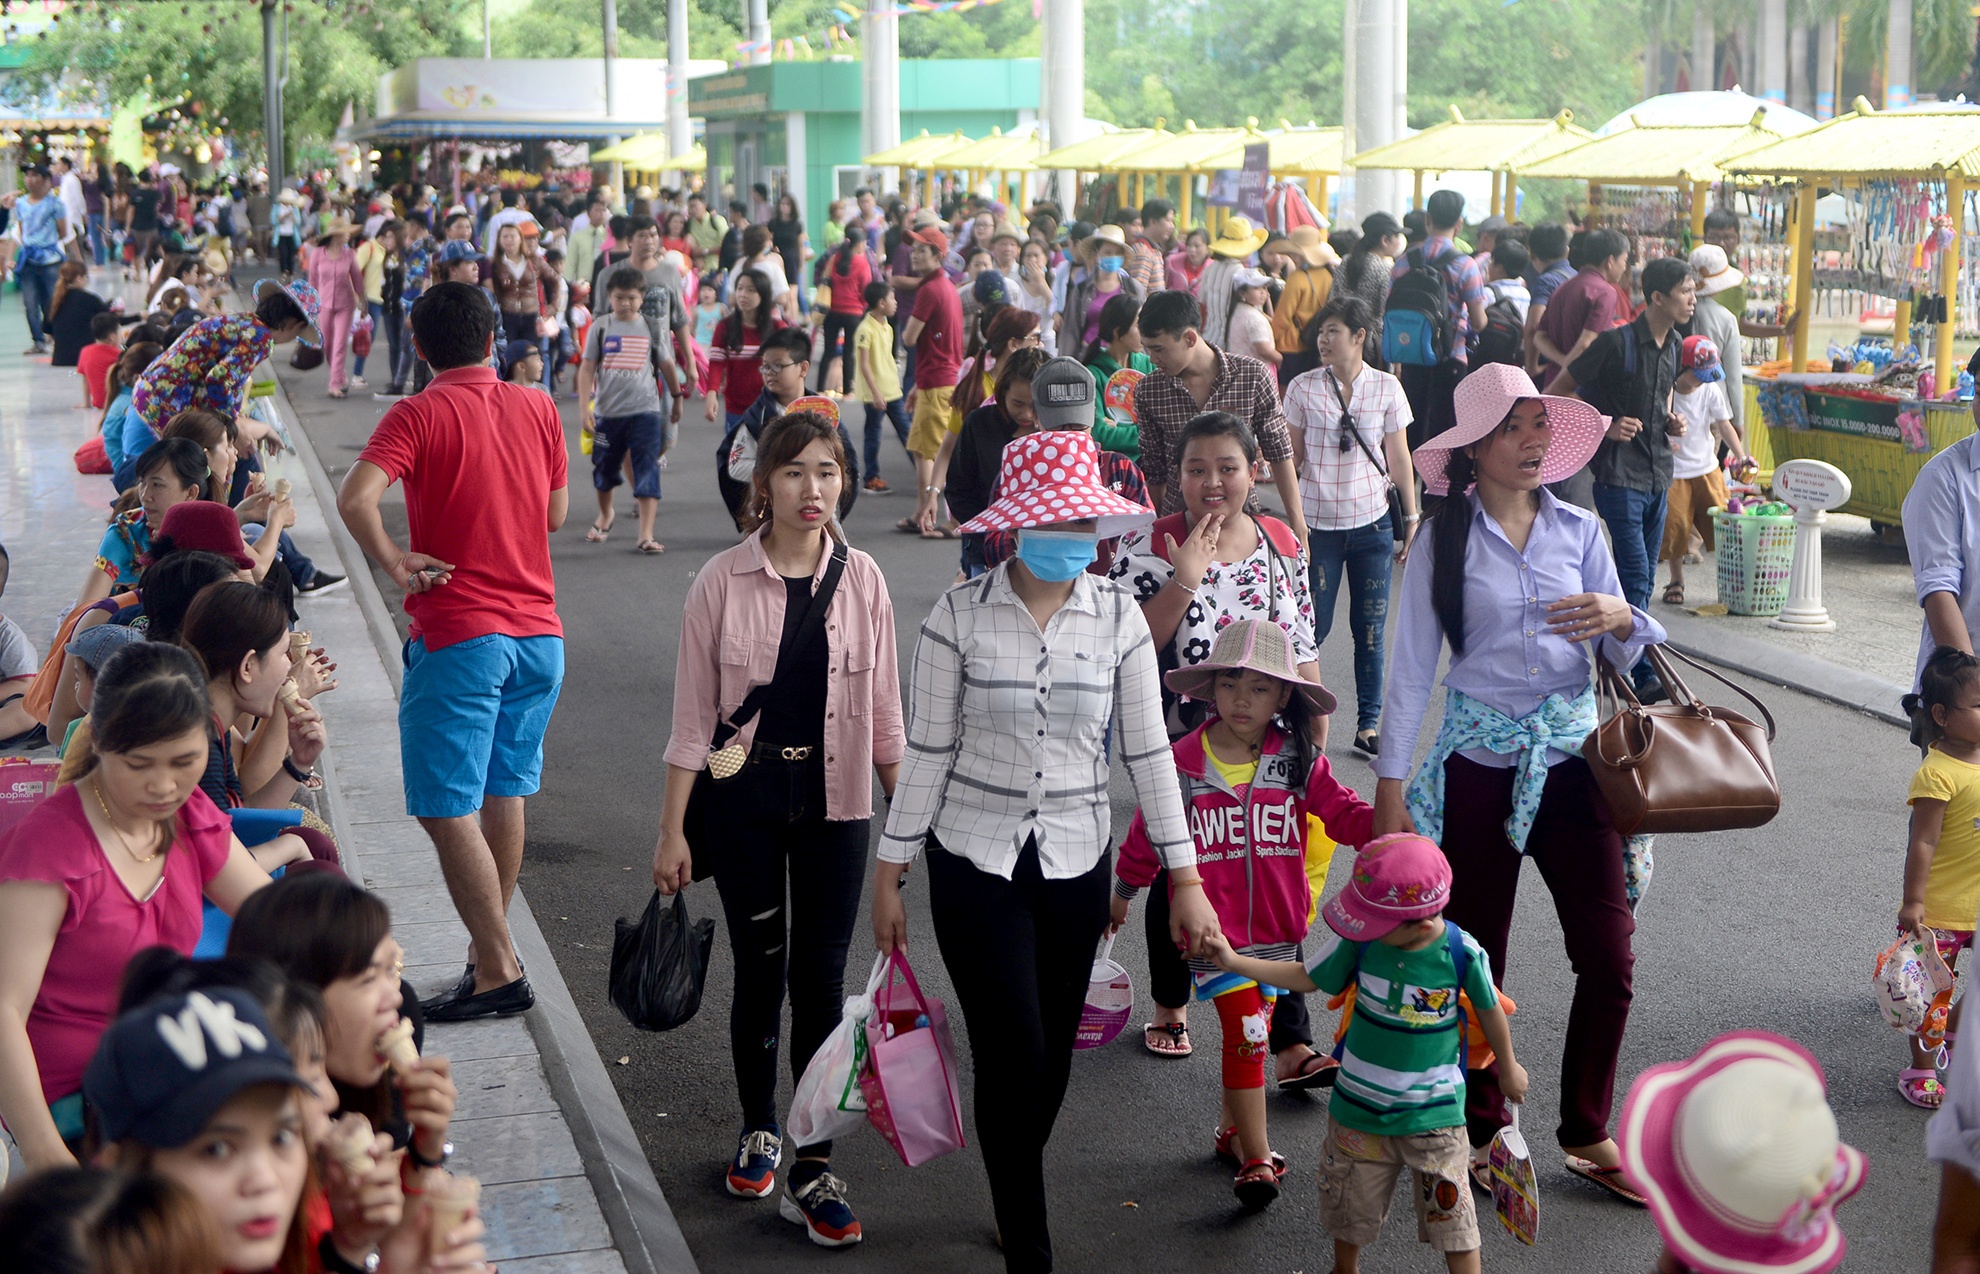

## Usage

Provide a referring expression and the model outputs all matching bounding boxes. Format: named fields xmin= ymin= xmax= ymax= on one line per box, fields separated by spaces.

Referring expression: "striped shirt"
xmin=879 ymin=563 xmax=1197 ymax=881
xmin=1307 ymin=923 xmax=1498 ymax=1136
xmin=1286 ymin=364 xmax=1412 ymax=532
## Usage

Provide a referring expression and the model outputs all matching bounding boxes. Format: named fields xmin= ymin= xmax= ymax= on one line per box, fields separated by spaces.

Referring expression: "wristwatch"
xmin=317 ymin=1234 xmax=381 ymax=1274
xmin=407 ymin=1137 xmax=455 ymax=1169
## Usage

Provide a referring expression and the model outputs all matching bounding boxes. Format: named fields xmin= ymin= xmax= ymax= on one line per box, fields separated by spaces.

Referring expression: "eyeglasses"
xmin=760 ymin=361 xmax=798 ymax=375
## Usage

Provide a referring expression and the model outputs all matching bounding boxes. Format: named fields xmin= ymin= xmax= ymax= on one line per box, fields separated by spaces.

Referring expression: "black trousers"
xmin=928 ymin=838 xmax=1108 ymax=1274
xmin=1144 ymin=870 xmax=1312 ymax=1053
xmin=706 ymin=754 xmax=868 ymax=1155
xmin=1399 ymin=357 xmax=1466 ymax=453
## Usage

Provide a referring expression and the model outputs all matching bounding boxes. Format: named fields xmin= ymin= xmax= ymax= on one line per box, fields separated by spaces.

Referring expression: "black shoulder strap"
xmin=710 ymin=541 xmax=849 ymax=749
xmin=1329 ymin=368 xmax=1391 ymax=480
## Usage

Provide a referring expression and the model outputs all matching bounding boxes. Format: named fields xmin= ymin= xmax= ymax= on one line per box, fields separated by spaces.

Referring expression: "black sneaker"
xmin=296 ymin=572 xmax=347 ymax=596
xmin=421 ymin=974 xmax=534 ymax=1021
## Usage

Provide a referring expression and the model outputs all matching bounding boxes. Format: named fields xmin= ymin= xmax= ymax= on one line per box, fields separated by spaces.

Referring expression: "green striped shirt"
xmin=1307 ymin=922 xmax=1498 ymax=1136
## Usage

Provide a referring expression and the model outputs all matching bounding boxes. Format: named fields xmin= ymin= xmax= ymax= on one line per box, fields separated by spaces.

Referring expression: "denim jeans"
xmin=1308 ymin=512 xmax=1395 ymax=733
xmin=86 ymin=213 xmax=107 ymax=265
xmin=18 ymin=261 xmax=60 ymax=345
xmin=354 ymin=301 xmax=383 ymax=377
xmin=1591 ymin=482 xmax=1667 ymax=689
xmin=862 ymin=398 xmax=910 ymax=478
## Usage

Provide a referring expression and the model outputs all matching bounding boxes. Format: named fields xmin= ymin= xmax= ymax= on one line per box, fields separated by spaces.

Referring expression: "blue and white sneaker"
xmin=725 ymin=1128 xmax=783 ymax=1198
xmin=780 ymin=1170 xmax=863 ymax=1247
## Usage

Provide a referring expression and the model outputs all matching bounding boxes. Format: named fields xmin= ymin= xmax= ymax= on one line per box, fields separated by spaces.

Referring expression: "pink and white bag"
xmin=858 ymin=949 xmax=965 ymax=1167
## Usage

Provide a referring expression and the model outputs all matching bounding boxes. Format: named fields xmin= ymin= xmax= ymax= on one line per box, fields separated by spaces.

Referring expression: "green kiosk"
xmin=690 ymin=58 xmax=1040 ymax=241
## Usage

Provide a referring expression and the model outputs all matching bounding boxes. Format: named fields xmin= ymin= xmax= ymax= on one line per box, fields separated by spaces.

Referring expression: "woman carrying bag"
xmin=1373 ymin=362 xmax=1663 ymax=1205
xmin=652 ymin=410 xmax=903 ymax=1250
xmin=872 ymin=430 xmax=1221 ymax=1274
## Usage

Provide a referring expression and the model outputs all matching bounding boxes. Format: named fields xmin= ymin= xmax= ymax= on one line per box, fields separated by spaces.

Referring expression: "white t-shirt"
xmin=1227 ymin=303 xmax=1274 ymax=357
xmin=1670 ymin=380 xmax=1730 ymax=480
xmin=727 ymin=253 xmax=790 ymax=301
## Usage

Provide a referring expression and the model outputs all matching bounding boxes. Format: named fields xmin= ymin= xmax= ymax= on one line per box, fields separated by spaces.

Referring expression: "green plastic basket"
xmin=1710 ymin=510 xmax=1795 ymax=617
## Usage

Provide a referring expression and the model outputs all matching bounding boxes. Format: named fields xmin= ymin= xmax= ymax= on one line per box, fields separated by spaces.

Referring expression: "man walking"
xmin=564 ymin=198 xmax=610 ymax=291
xmin=1388 ymin=189 xmax=1486 ymax=451
xmin=684 ymin=192 xmax=727 ymax=277
xmin=337 ymin=281 xmax=570 ymax=1021
xmin=8 ymin=164 xmax=76 ymax=354
xmin=1126 ymin=197 xmax=1176 ymax=294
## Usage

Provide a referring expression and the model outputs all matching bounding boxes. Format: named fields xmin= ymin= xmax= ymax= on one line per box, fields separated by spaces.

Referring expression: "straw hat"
xmin=1163 ymin=618 xmax=1336 ymax=715
xmin=314 ymin=217 xmax=357 ymax=244
xmin=1411 ymin=363 xmax=1608 ymax=496
xmin=1087 ymin=223 xmax=1130 ymax=254
xmin=957 ymin=431 xmax=1156 ymax=537
xmin=1208 ymin=214 xmax=1269 ymax=260
xmin=1622 ymin=1032 xmax=1864 ymax=1274
xmin=1277 ymin=224 xmax=1338 ymax=268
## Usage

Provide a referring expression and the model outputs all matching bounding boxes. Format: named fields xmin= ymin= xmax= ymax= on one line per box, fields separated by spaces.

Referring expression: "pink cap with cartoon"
xmin=1322 ymin=833 xmax=1453 ymax=941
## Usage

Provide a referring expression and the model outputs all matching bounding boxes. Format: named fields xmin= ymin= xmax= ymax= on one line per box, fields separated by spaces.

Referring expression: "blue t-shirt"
xmin=14 ymin=193 xmax=64 ymax=266
xmin=114 ymin=391 xmax=161 ymax=473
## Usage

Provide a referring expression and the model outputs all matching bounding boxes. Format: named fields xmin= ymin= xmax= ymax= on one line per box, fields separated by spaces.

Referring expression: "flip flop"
xmin=894 ymin=517 xmax=922 ymax=534
xmin=1277 ymin=1052 xmax=1340 ymax=1091
xmin=1213 ymin=1126 xmax=1286 ymax=1177
xmin=1565 ymin=1154 xmax=1647 ymax=1207
xmin=1143 ymin=1021 xmax=1191 ymax=1057
xmin=921 ymin=525 xmax=960 ymax=540
xmin=636 ymin=538 xmax=665 ymax=555
xmin=585 ymin=521 xmax=613 ymax=543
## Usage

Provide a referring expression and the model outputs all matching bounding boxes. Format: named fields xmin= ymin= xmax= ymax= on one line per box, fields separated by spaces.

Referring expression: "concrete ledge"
xmin=1660 ymin=607 xmax=1909 ymax=730
xmin=274 ymin=374 xmax=699 ymax=1274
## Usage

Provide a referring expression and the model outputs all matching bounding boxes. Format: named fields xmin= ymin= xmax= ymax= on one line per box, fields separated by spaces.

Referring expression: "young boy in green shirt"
xmin=1205 ymin=832 xmax=1526 ymax=1274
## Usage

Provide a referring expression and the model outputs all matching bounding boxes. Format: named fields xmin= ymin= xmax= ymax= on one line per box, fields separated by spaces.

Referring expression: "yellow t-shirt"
xmin=1908 ymin=746 xmax=1980 ymax=930
xmin=853 ymin=313 xmax=901 ymax=404
xmin=355 ymin=240 xmax=390 ymax=304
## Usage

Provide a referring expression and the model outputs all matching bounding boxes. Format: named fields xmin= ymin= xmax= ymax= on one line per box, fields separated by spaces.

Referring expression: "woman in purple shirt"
xmin=1371 ymin=364 xmax=1665 ymax=1206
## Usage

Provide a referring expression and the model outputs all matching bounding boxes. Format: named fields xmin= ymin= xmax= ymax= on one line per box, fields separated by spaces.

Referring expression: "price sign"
xmin=1772 ymin=458 xmax=1851 ymax=512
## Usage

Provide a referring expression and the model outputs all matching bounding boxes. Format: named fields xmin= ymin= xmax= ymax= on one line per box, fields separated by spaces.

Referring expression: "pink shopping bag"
xmin=858 ymin=949 xmax=965 ymax=1167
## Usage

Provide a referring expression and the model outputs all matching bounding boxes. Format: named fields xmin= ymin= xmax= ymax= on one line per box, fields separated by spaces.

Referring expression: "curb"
xmin=1658 ymin=607 xmax=1909 ymax=730
xmin=273 ymin=373 xmax=701 ymax=1274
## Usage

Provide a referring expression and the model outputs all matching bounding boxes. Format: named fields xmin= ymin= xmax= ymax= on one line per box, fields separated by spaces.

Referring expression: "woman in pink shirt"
xmin=653 ymin=411 xmax=903 ymax=1247
xmin=303 ymin=218 xmax=365 ymax=397
xmin=0 ymin=641 xmax=269 ymax=1170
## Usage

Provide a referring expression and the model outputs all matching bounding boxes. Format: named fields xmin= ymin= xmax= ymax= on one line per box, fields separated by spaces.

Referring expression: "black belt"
xmin=748 ymin=741 xmax=818 ymax=763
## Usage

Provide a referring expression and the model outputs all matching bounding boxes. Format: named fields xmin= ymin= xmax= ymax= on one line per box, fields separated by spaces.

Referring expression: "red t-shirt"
xmin=826 ymin=250 xmax=873 ymax=316
xmin=1538 ymin=267 xmax=1619 ymax=383
xmin=358 ymin=367 xmax=567 ymax=650
xmin=77 ymin=343 xmax=119 ymax=409
xmin=910 ymin=272 xmax=964 ymax=389
xmin=709 ymin=321 xmax=773 ymax=417
xmin=0 ymin=784 xmax=233 ymax=1103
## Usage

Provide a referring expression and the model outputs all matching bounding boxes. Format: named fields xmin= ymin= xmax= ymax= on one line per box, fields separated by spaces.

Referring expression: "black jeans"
xmin=928 ymin=837 xmax=1108 ymax=1274
xmin=706 ymin=753 xmax=868 ymax=1155
xmin=1399 ymin=357 xmax=1466 ymax=452
xmin=817 ymin=311 xmax=861 ymax=393
xmin=1144 ymin=872 xmax=1312 ymax=1054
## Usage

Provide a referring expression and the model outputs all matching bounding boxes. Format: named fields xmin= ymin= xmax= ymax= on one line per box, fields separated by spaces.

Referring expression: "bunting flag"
xmin=741 ymin=0 xmax=1010 ymax=56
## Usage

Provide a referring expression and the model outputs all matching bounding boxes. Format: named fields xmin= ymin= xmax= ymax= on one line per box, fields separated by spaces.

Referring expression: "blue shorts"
xmin=400 ymin=633 xmax=565 ymax=818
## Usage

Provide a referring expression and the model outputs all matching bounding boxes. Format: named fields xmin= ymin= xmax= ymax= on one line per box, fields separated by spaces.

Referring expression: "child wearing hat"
xmin=1113 ymin=618 xmax=1370 ymax=1209
xmin=1660 ymin=335 xmax=1748 ymax=606
xmin=1204 ymin=833 xmax=1524 ymax=1272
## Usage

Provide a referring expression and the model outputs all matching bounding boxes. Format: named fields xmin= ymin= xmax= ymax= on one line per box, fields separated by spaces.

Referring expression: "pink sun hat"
xmin=1621 ymin=1031 xmax=1865 ymax=1274
xmin=1321 ymin=832 xmax=1452 ymax=941
xmin=1412 ymin=362 xmax=1609 ymax=496
xmin=957 ymin=431 xmax=1157 ymax=537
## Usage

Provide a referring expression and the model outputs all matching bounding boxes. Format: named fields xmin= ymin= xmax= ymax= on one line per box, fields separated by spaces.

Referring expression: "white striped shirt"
xmin=880 ymin=564 xmax=1197 ymax=880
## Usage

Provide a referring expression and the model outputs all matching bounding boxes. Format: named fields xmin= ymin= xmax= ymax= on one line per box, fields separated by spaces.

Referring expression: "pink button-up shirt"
xmin=664 ymin=528 xmax=905 ymax=821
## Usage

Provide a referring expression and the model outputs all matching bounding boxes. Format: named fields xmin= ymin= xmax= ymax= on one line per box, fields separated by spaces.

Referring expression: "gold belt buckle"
xmin=781 ymin=746 xmax=813 ymax=761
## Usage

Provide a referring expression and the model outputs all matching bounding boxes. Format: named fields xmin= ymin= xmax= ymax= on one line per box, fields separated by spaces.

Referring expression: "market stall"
xmin=1346 ymin=107 xmax=1592 ymax=215
xmin=1036 ymin=119 xmax=1342 ymax=230
xmin=863 ymin=129 xmax=974 ymax=210
xmin=1724 ymin=97 xmax=1980 ymax=526
xmin=935 ymin=125 xmax=1043 ymax=219
xmin=1034 ymin=126 xmax=1171 ymax=215
xmin=594 ymin=134 xmax=709 ymax=192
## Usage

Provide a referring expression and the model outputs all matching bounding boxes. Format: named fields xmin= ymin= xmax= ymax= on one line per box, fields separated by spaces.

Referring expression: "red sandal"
xmin=1213 ymin=1126 xmax=1287 ymax=1178
xmin=1233 ymin=1157 xmax=1281 ymax=1209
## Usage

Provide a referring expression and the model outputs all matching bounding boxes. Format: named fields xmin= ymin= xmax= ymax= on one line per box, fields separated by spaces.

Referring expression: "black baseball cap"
xmin=85 ymin=988 xmax=305 ymax=1149
xmin=1032 ymin=356 xmax=1096 ymax=430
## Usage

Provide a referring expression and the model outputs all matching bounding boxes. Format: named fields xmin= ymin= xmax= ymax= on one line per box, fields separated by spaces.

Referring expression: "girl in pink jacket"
xmin=1113 ymin=619 xmax=1372 ymax=1208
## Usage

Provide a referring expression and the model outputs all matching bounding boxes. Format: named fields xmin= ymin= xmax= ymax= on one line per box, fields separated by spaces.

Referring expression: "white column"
xmin=1339 ymin=0 xmax=1356 ymax=221
xmin=1771 ymin=504 xmax=1838 ymax=631
xmin=1043 ymin=0 xmax=1085 ymax=207
xmin=786 ymin=111 xmax=808 ymax=222
xmin=1391 ymin=0 xmax=1407 ymax=142
xmin=1787 ymin=21 xmax=1810 ymax=113
xmin=1692 ymin=2 xmax=1714 ymax=91
xmin=1815 ymin=17 xmax=1839 ymax=118
xmin=862 ymin=0 xmax=900 ymax=193
xmin=1353 ymin=0 xmax=1397 ymax=216
xmin=1759 ymin=0 xmax=1786 ymax=102
xmin=667 ymin=0 xmax=691 ymax=160
xmin=1885 ymin=0 xmax=1913 ymax=108
xmin=748 ymin=0 xmax=770 ymax=65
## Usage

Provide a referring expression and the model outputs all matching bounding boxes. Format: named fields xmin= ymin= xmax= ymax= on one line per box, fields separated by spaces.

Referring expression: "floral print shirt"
xmin=1108 ymin=517 xmax=1319 ymax=668
xmin=128 ymin=314 xmax=272 ymax=437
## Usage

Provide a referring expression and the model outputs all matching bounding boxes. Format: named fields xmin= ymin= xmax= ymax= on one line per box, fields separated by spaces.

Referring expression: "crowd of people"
xmin=10 ymin=164 xmax=1980 ymax=1274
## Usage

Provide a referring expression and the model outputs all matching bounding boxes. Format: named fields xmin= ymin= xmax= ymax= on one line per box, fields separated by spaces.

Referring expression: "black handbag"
xmin=683 ymin=541 xmax=847 ymax=879
xmin=1329 ymin=368 xmax=1408 ymax=543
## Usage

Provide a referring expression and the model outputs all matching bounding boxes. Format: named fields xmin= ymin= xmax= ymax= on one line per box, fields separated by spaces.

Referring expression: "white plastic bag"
xmin=788 ymin=954 xmax=886 ymax=1146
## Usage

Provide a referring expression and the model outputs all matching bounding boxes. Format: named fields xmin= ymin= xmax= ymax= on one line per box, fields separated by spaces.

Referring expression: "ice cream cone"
xmin=272 ymin=477 xmax=292 ymax=501
xmin=288 ymin=630 xmax=312 ymax=663
xmin=327 ymin=1113 xmax=376 ymax=1177
xmin=276 ymin=682 xmax=304 ymax=714
xmin=427 ymin=1173 xmax=480 ymax=1253
xmin=377 ymin=1017 xmax=418 ymax=1075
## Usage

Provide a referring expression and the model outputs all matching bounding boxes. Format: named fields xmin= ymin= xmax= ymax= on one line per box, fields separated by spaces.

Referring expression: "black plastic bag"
xmin=609 ymin=890 xmax=714 ymax=1032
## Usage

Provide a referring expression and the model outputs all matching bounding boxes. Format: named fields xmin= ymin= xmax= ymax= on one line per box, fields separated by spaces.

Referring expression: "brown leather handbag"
xmin=1583 ymin=645 xmax=1781 ymax=836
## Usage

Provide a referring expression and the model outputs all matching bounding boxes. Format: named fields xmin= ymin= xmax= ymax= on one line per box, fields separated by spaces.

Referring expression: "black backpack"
xmin=1472 ymin=282 xmax=1525 ymax=367
xmin=1380 ymin=244 xmax=1457 ymax=367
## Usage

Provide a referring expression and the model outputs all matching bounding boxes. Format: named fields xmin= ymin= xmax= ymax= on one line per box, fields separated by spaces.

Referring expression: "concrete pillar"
xmin=1885 ymin=0 xmax=1912 ymax=108
xmin=1815 ymin=17 xmax=1839 ymax=118
xmin=748 ymin=0 xmax=770 ymax=65
xmin=1339 ymin=0 xmax=1356 ymax=222
xmin=1692 ymin=2 xmax=1714 ymax=93
xmin=1352 ymin=0 xmax=1398 ymax=217
xmin=261 ymin=0 xmax=283 ymax=183
xmin=1759 ymin=0 xmax=1786 ymax=102
xmin=668 ymin=0 xmax=691 ymax=161
xmin=1788 ymin=21 xmax=1810 ymax=113
xmin=1043 ymin=0 xmax=1085 ymax=208
xmin=861 ymin=0 xmax=899 ymax=192
xmin=1391 ymin=0 xmax=1407 ymax=142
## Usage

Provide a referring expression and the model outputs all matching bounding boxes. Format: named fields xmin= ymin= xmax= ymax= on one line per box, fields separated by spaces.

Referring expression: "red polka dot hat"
xmin=957 ymin=431 xmax=1158 ymax=537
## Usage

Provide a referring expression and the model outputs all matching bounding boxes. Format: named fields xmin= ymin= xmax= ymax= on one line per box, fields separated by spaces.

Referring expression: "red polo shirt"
xmin=358 ymin=366 xmax=568 ymax=650
xmin=1538 ymin=267 xmax=1619 ymax=383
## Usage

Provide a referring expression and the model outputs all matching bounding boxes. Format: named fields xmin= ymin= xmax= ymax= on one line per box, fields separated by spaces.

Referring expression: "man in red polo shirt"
xmin=337 ymin=280 xmax=570 ymax=1022
xmin=904 ymin=224 xmax=964 ymax=533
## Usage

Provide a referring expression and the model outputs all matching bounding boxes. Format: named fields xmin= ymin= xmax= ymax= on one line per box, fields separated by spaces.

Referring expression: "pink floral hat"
xmin=1622 ymin=1031 xmax=1865 ymax=1274
xmin=1412 ymin=362 xmax=1608 ymax=496
xmin=957 ymin=431 xmax=1157 ymax=536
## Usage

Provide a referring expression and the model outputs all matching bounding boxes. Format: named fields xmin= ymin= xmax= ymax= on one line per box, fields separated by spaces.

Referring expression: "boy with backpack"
xmin=1383 ymin=190 xmax=1487 ymax=453
xmin=1204 ymin=832 xmax=1524 ymax=1273
xmin=579 ymin=263 xmax=680 ymax=555
xmin=1471 ymin=239 xmax=1531 ymax=370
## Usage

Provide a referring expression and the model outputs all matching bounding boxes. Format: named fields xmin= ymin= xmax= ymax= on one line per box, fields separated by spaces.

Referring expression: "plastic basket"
xmin=1710 ymin=510 xmax=1795 ymax=617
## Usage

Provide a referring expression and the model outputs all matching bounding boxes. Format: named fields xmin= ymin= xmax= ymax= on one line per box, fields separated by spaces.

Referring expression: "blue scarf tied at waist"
xmin=1405 ymin=683 xmax=1598 ymax=853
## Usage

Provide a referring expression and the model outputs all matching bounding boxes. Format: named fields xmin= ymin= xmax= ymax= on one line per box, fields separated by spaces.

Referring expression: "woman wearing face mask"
xmin=872 ymin=429 xmax=1221 ymax=1274
xmin=1107 ymin=411 xmax=1331 ymax=1087
xmin=0 ymin=643 xmax=271 ymax=1172
xmin=1065 ymin=224 xmax=1144 ymax=355
xmin=653 ymin=412 xmax=902 ymax=1248
xmin=946 ymin=346 xmax=1049 ymax=578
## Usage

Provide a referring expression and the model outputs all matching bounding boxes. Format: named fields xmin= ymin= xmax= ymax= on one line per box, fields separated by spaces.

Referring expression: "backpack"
xmin=1381 ymin=245 xmax=1458 ymax=367
xmin=1472 ymin=283 xmax=1525 ymax=368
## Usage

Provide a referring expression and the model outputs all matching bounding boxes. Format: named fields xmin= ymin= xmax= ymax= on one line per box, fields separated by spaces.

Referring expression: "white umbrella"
xmin=1594 ymin=90 xmax=1820 ymax=138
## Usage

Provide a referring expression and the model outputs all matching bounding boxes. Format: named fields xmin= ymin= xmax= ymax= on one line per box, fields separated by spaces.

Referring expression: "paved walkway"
xmin=0 ymin=272 xmax=692 ymax=1272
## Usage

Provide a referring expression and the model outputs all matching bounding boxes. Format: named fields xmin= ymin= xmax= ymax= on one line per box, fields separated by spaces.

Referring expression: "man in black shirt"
xmin=1546 ymin=255 xmax=1696 ymax=692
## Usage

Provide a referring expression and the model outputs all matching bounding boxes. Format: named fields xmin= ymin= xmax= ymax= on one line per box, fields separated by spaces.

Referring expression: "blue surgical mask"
xmin=1015 ymin=528 xmax=1099 ymax=581
xmin=1098 ymin=254 xmax=1125 ymax=274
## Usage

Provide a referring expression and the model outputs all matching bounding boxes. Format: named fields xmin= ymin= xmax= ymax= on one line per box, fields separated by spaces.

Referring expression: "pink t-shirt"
xmin=0 ymin=784 xmax=233 ymax=1103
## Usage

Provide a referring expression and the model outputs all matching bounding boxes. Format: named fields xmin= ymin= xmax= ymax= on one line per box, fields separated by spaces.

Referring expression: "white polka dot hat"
xmin=957 ymin=430 xmax=1157 ymax=537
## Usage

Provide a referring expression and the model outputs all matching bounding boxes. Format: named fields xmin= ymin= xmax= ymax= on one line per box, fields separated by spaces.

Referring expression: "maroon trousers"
xmin=1437 ymin=755 xmax=1635 ymax=1150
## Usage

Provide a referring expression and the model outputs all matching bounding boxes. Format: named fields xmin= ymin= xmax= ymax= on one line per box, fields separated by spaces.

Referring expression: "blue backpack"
xmin=1382 ymin=245 xmax=1458 ymax=367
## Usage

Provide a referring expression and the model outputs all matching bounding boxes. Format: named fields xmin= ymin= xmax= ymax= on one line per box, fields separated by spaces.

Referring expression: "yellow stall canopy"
xmin=1350 ymin=107 xmax=1593 ymax=212
xmin=1104 ymin=120 xmax=1261 ymax=174
xmin=863 ymin=130 xmax=975 ymax=168
xmin=938 ymin=126 xmax=1044 ymax=173
xmin=1034 ymin=127 xmax=1171 ymax=172
xmin=592 ymin=132 xmax=674 ymax=166
xmin=1517 ymin=109 xmax=1800 ymax=187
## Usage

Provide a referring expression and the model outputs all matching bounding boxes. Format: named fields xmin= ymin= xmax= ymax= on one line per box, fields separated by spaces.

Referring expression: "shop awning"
xmin=346 ymin=111 xmax=668 ymax=143
xmin=936 ymin=126 xmax=1043 ymax=172
xmin=1349 ymin=107 xmax=1592 ymax=173
xmin=863 ymin=130 xmax=974 ymax=168
xmin=1724 ymin=97 xmax=1980 ymax=179
xmin=1099 ymin=121 xmax=1258 ymax=173
xmin=592 ymin=132 xmax=669 ymax=164
xmin=1518 ymin=109 xmax=1797 ymax=185
xmin=1035 ymin=127 xmax=1168 ymax=170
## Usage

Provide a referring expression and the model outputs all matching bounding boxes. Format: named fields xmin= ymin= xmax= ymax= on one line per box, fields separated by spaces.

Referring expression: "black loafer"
xmin=423 ymin=963 xmax=476 ymax=1011
xmin=1351 ymin=732 xmax=1380 ymax=757
xmin=421 ymin=975 xmax=534 ymax=1021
